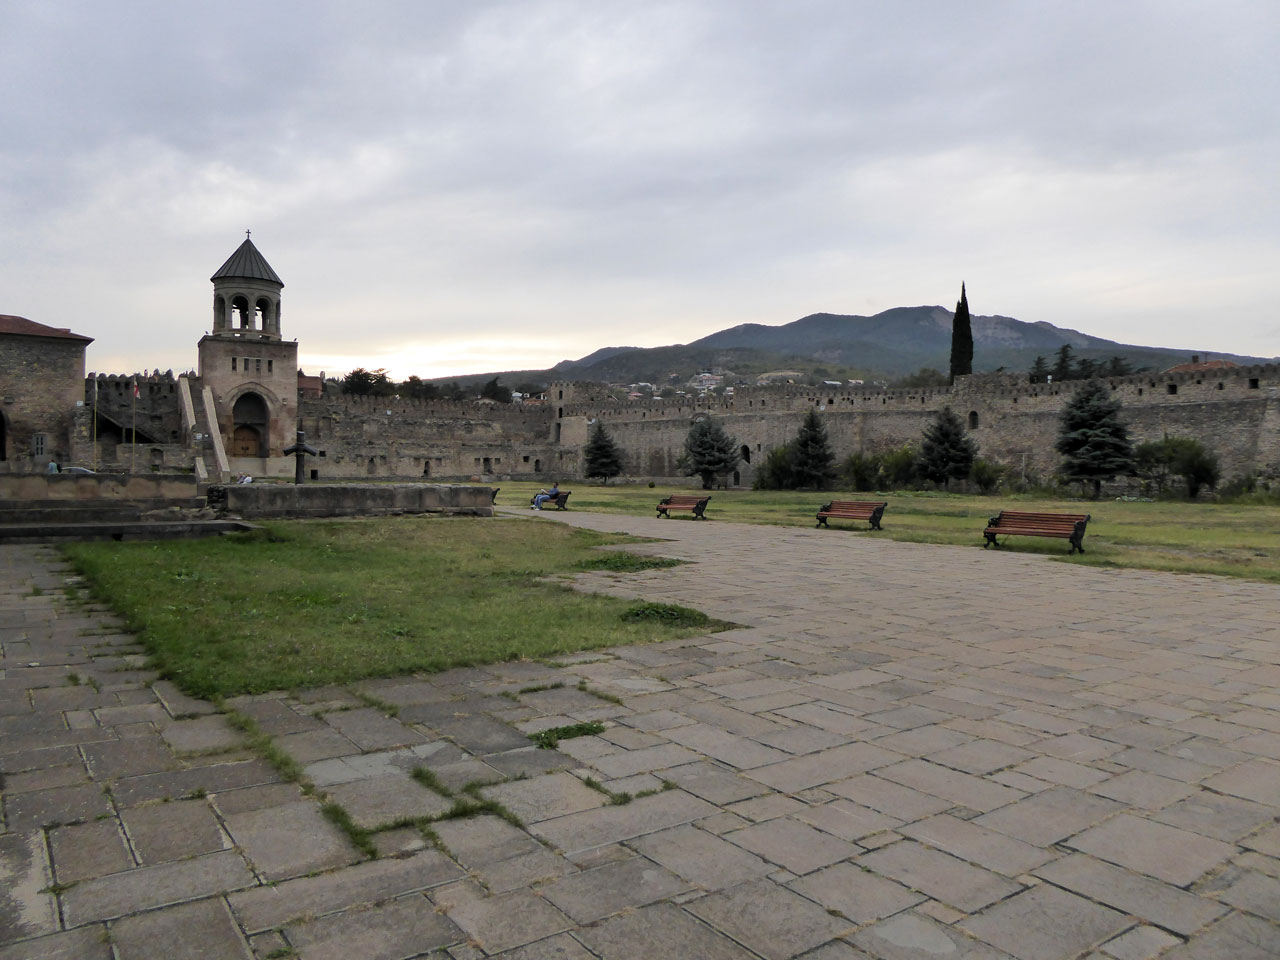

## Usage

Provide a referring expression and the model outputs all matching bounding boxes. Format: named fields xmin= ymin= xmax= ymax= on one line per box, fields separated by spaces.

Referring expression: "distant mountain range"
xmin=434 ymin=306 xmax=1275 ymax=388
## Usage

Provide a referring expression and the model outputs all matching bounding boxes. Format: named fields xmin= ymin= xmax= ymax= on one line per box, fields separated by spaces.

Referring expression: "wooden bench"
xmin=530 ymin=491 xmax=571 ymax=511
xmin=656 ymin=494 xmax=710 ymax=519
xmin=816 ymin=500 xmax=887 ymax=530
xmin=983 ymin=510 xmax=1091 ymax=554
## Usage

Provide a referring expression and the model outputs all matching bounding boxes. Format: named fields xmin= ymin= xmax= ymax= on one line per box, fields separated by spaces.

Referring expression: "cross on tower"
xmin=245 ymin=228 xmax=251 ymax=240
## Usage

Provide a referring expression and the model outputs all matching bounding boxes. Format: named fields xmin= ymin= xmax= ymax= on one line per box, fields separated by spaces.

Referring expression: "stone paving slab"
xmin=6 ymin=513 xmax=1280 ymax=958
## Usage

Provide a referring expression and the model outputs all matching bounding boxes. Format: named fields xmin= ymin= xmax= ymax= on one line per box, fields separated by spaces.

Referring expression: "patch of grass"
xmin=577 ymin=774 xmax=675 ymax=806
xmin=517 ymin=682 xmax=565 ymax=694
xmin=620 ymin=602 xmax=710 ymax=627
xmin=27 ymin=585 xmax=44 ymax=597
xmin=264 ymin=948 xmax=299 ymax=960
xmin=576 ymin=679 xmax=623 ymax=705
xmin=61 ymin=518 xmax=719 ymax=698
xmin=499 ymin=480 xmax=1280 ymax=584
xmin=529 ymin=720 xmax=606 ymax=749
xmin=65 ymin=672 xmax=82 ymax=686
xmin=576 ymin=553 xmax=685 ymax=573
xmin=221 ymin=706 xmax=305 ymax=786
xmin=410 ymin=766 xmax=454 ymax=797
xmin=320 ymin=801 xmax=377 ymax=859
xmin=39 ymin=880 xmax=77 ymax=895
xmin=349 ymin=688 xmax=400 ymax=719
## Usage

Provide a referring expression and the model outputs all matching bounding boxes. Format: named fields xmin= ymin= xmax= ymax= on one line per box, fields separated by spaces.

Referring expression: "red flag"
xmin=133 ymin=382 xmax=140 ymax=399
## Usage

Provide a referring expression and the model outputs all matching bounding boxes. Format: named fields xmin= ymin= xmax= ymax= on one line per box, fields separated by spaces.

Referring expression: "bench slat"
xmin=984 ymin=510 xmax=1090 ymax=554
xmin=816 ymin=500 xmax=887 ymax=530
xmin=657 ymin=494 xmax=711 ymax=520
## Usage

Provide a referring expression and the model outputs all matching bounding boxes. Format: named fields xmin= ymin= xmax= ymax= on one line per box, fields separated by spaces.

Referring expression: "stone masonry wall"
xmin=0 ymin=334 xmax=87 ymax=470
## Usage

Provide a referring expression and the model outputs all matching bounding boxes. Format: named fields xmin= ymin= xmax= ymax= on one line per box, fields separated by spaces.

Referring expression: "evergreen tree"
xmin=479 ymin=377 xmax=512 ymax=403
xmin=583 ymin=422 xmax=623 ymax=483
xmin=948 ymin=283 xmax=973 ymax=384
xmin=1075 ymin=357 xmax=1100 ymax=379
xmin=1056 ymin=380 xmax=1135 ymax=498
xmin=1105 ymin=356 xmax=1134 ymax=377
xmin=682 ymin=416 xmax=740 ymax=489
xmin=753 ymin=442 xmax=796 ymax=490
xmin=1051 ymin=344 xmax=1074 ymax=382
xmin=790 ymin=408 xmax=837 ymax=488
xmin=917 ymin=407 xmax=976 ymax=488
xmin=343 ymin=367 xmax=391 ymax=395
xmin=1028 ymin=356 xmax=1049 ymax=384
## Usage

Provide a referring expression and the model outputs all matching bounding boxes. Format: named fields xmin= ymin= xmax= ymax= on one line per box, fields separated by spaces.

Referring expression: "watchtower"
xmin=197 ymin=235 xmax=298 ymax=465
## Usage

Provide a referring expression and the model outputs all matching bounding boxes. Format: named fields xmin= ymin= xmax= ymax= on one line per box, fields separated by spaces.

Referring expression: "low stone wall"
xmin=0 ymin=473 xmax=200 ymax=501
xmin=210 ymin=482 xmax=495 ymax=519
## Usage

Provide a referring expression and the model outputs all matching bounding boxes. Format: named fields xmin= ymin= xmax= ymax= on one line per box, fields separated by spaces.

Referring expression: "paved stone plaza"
xmin=3 ymin=510 xmax=1280 ymax=959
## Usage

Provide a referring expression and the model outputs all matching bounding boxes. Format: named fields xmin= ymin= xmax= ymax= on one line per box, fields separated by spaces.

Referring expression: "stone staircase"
xmin=0 ymin=496 xmax=253 ymax=543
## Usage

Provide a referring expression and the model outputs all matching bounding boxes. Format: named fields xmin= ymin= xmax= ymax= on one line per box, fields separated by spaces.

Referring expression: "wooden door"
xmin=231 ymin=425 xmax=262 ymax=457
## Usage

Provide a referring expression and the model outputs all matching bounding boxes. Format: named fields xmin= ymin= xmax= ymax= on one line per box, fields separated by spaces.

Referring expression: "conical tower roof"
xmin=211 ymin=238 xmax=283 ymax=286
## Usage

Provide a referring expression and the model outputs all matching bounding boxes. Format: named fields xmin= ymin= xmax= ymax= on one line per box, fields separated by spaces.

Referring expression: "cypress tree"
xmin=583 ymin=421 xmax=623 ymax=483
xmin=1028 ymin=356 xmax=1049 ymax=384
xmin=948 ymin=283 xmax=973 ymax=384
xmin=1056 ymin=380 xmax=1135 ymax=498
xmin=790 ymin=408 xmax=837 ymax=489
xmin=1051 ymin=344 xmax=1075 ymax=382
xmin=682 ymin=416 xmax=740 ymax=490
xmin=917 ymin=407 xmax=976 ymax=488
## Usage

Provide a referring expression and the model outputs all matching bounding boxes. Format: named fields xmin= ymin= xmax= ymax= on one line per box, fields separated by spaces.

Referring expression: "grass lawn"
xmin=63 ymin=517 xmax=721 ymax=699
xmin=505 ymin=480 xmax=1280 ymax=583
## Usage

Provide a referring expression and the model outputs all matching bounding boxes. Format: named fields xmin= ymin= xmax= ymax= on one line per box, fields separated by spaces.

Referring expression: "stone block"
xmin=852 ymin=912 xmax=1015 ymax=960
xmin=899 ymin=814 xmax=1058 ymax=876
xmin=576 ymin=901 xmax=757 ymax=959
xmin=529 ymin=790 xmax=717 ymax=854
xmin=48 ymin=819 xmax=132 ymax=883
xmin=322 ymin=708 xmax=426 ymax=751
xmin=747 ymin=742 xmax=903 ymax=792
xmin=961 ymin=884 xmax=1127 ymax=960
xmin=0 ymin=926 xmax=113 ymax=960
xmin=789 ymin=861 xmax=924 ymax=924
xmin=857 ymin=840 xmax=1022 ymax=913
xmin=542 ymin=855 xmax=690 ymax=922
xmin=110 ymin=897 xmax=252 ymax=960
xmin=160 ymin=715 xmax=243 ymax=754
xmin=229 ymin=849 xmax=463 ymax=933
xmin=285 ymin=892 xmax=464 ymax=960
xmin=471 ymin=847 xmax=575 ymax=894
xmin=1067 ymin=813 xmax=1234 ymax=886
xmin=973 ymin=786 xmax=1122 ymax=846
xmin=430 ymin=881 xmax=569 ymax=955
xmin=479 ymin=772 xmax=607 ymax=824
xmin=727 ymin=817 xmax=860 ymax=875
xmin=491 ymin=933 xmax=597 ymax=959
xmin=687 ymin=878 xmax=853 ymax=960
xmin=630 ymin=823 xmax=772 ymax=890
xmin=661 ymin=759 xmax=769 ymax=804
xmin=1159 ymin=912 xmax=1280 ymax=960
xmin=792 ymin=799 xmax=901 ymax=841
xmin=323 ymin=772 xmax=454 ymax=830
xmin=61 ymin=850 xmax=255 ymax=924
xmin=3 ymin=782 xmax=113 ymax=831
xmin=0 ymin=832 xmax=56 ymax=944
xmin=224 ymin=800 xmax=361 ymax=881
xmin=121 ymin=799 xmax=226 ymax=864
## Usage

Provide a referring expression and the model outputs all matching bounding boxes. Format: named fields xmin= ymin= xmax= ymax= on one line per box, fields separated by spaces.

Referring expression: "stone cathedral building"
xmin=1 ymin=237 xmax=1277 ymax=486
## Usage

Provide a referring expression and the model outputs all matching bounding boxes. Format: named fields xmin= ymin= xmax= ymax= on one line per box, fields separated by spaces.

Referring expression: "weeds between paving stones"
xmin=581 ymin=775 xmax=678 ymax=806
xmin=620 ymin=602 xmax=710 ymax=627
xmin=575 ymin=553 xmax=686 ymax=573
xmin=529 ymin=721 xmax=606 ymax=749
xmin=348 ymin=688 xmax=401 ymax=719
xmin=518 ymin=681 xmax=565 ymax=694
xmin=410 ymin=766 xmax=454 ymax=797
xmin=320 ymin=802 xmax=378 ymax=859
xmin=218 ymin=705 xmax=306 ymax=786
xmin=576 ymin=680 xmax=623 ymax=705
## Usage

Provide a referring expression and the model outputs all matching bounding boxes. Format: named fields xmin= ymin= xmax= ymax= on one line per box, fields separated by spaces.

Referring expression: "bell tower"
xmin=198 ymin=234 xmax=299 ymax=471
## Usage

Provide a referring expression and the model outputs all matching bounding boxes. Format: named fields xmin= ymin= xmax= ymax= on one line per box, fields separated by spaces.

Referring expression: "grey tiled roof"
xmin=211 ymin=239 xmax=283 ymax=285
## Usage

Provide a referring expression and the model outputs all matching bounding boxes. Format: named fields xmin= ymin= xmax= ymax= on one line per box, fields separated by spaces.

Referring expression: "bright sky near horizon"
xmin=2 ymin=1 xmax=1277 ymax=380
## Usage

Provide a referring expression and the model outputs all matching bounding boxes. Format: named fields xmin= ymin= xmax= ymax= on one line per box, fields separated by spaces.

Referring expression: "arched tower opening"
xmin=231 ymin=392 xmax=268 ymax=457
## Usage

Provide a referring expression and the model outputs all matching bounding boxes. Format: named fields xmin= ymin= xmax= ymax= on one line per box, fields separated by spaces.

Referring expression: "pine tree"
xmin=682 ymin=416 xmax=740 ymax=490
xmin=949 ymin=283 xmax=973 ymax=384
xmin=1028 ymin=355 xmax=1049 ymax=384
xmin=790 ymin=408 xmax=837 ymax=489
xmin=1056 ymin=380 xmax=1135 ymax=498
xmin=583 ymin=422 xmax=623 ymax=483
xmin=1051 ymin=344 xmax=1074 ymax=382
xmin=479 ymin=377 xmax=512 ymax=403
xmin=917 ymin=407 xmax=976 ymax=488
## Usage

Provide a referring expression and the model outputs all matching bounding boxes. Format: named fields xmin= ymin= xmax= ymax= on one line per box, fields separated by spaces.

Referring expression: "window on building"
xmin=256 ymin=359 xmax=262 ymax=373
xmin=32 ymin=434 xmax=46 ymax=456
xmin=968 ymin=411 xmax=980 ymax=429
xmin=1249 ymin=378 xmax=1260 ymax=389
xmin=232 ymin=357 xmax=237 ymax=371
xmin=268 ymin=360 xmax=273 ymax=373
xmin=523 ymin=455 xmax=530 ymax=462
xmin=1167 ymin=383 xmax=1178 ymax=395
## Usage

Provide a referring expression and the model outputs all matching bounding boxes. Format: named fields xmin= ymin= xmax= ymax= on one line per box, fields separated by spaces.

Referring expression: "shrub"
xmin=841 ymin=452 xmax=881 ymax=492
xmin=969 ymin=458 xmax=1006 ymax=494
xmin=620 ymin=602 xmax=709 ymax=627
xmin=880 ymin=446 xmax=918 ymax=489
xmin=753 ymin=443 xmax=797 ymax=490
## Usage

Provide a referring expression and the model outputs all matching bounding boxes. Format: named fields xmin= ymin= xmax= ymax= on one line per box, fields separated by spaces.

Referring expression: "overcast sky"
xmin=2 ymin=1 xmax=1277 ymax=379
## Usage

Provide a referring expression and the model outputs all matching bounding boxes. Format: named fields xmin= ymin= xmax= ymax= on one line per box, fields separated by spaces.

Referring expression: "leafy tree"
xmin=791 ymin=409 xmax=837 ymax=489
xmin=513 ymin=381 xmax=546 ymax=397
xmin=1075 ymin=357 xmax=1100 ymax=379
xmin=583 ymin=422 xmax=623 ymax=483
xmin=1028 ymin=356 xmax=1049 ymax=384
xmin=343 ymin=367 xmax=391 ymax=396
xmin=840 ymin=451 xmax=881 ymax=491
xmin=441 ymin=382 xmax=466 ymax=401
xmin=1135 ymin=436 xmax=1220 ymax=499
xmin=1056 ymin=380 xmax=1135 ymax=498
xmin=753 ymin=443 xmax=797 ymax=490
xmin=890 ymin=368 xmax=949 ymax=389
xmin=401 ymin=376 xmax=441 ymax=401
xmin=879 ymin=445 xmax=919 ymax=489
xmin=479 ymin=377 xmax=512 ymax=403
xmin=949 ymin=283 xmax=973 ymax=384
xmin=681 ymin=416 xmax=740 ymax=490
xmin=918 ymin=408 xmax=977 ymax=488
xmin=1051 ymin=345 xmax=1075 ymax=383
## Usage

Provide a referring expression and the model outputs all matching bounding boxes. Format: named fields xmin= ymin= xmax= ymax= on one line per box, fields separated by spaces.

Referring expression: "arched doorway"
xmin=740 ymin=444 xmax=751 ymax=464
xmin=231 ymin=392 xmax=268 ymax=457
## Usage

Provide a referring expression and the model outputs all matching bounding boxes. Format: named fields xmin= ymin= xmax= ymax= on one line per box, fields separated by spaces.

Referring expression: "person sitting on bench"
xmin=532 ymin=482 xmax=561 ymax=510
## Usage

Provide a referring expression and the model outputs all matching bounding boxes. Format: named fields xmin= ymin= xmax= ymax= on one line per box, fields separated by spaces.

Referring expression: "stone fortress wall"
xmin=66 ymin=348 xmax=1280 ymax=488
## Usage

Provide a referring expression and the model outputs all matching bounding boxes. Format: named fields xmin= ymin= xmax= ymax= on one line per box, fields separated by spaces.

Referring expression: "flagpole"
xmin=130 ymin=380 xmax=136 ymax=474
xmin=92 ymin=378 xmax=98 ymax=472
